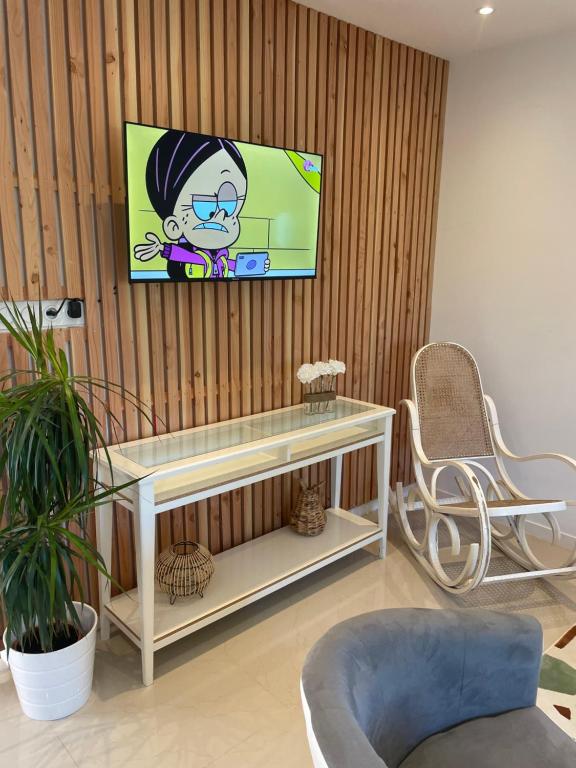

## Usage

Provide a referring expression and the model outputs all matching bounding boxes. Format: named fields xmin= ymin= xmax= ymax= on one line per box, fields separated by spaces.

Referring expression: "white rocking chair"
xmin=394 ymin=342 xmax=576 ymax=594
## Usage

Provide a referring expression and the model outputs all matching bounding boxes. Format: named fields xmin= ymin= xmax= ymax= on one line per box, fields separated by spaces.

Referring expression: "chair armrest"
xmin=506 ymin=451 xmax=576 ymax=469
xmin=485 ymin=395 xmax=576 ymax=470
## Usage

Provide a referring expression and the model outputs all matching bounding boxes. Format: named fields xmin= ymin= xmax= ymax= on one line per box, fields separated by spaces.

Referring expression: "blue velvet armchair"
xmin=301 ymin=608 xmax=576 ymax=767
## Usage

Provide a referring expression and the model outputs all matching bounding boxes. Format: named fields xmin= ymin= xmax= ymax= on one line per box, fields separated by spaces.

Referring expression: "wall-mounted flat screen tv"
xmin=125 ymin=122 xmax=323 ymax=283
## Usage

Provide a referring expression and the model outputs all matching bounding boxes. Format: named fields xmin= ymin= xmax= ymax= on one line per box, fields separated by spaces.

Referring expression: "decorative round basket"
xmin=155 ymin=541 xmax=215 ymax=604
xmin=290 ymin=482 xmax=327 ymax=537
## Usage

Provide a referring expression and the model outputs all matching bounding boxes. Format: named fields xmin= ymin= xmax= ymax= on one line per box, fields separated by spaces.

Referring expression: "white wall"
xmin=431 ymin=30 xmax=576 ymax=537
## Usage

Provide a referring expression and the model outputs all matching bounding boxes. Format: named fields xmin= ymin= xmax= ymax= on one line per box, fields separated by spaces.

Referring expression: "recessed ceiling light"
xmin=477 ymin=6 xmax=495 ymax=14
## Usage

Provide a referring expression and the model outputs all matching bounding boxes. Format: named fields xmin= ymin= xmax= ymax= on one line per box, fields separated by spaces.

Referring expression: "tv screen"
xmin=125 ymin=122 xmax=323 ymax=283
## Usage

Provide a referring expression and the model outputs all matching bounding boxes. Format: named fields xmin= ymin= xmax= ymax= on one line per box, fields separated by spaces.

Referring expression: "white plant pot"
xmin=0 ymin=601 xmax=97 ymax=720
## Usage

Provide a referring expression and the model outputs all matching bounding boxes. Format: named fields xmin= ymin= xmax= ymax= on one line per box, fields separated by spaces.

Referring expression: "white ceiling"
xmin=297 ymin=0 xmax=576 ymax=59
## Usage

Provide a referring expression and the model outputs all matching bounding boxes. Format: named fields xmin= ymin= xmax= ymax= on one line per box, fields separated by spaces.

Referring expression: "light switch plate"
xmin=0 ymin=299 xmax=85 ymax=332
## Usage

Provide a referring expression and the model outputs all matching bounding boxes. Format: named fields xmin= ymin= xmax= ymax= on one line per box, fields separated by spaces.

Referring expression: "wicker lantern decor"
xmin=290 ymin=481 xmax=327 ymax=536
xmin=155 ymin=540 xmax=215 ymax=604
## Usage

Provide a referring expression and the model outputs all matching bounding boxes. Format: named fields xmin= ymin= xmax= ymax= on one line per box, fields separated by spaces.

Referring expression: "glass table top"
xmin=117 ymin=400 xmax=375 ymax=469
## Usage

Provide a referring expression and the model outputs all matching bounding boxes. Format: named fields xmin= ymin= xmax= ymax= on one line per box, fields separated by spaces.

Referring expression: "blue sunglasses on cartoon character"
xmin=192 ymin=183 xmax=239 ymax=231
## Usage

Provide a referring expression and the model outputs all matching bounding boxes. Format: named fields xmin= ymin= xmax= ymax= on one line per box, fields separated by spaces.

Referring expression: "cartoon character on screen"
xmin=134 ymin=130 xmax=270 ymax=280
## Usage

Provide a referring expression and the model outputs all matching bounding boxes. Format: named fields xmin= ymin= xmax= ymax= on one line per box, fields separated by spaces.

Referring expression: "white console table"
xmin=94 ymin=396 xmax=394 ymax=685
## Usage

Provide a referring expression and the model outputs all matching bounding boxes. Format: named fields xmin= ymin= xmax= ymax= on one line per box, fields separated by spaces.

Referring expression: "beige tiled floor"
xmin=2 ymin=523 xmax=576 ymax=767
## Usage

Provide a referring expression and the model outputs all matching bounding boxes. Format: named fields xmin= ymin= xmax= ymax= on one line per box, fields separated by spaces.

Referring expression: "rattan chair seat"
xmin=442 ymin=498 xmax=566 ymax=514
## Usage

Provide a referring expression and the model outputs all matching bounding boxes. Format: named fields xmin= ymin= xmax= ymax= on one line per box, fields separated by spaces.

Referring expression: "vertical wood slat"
xmin=282 ymin=0 xmax=296 ymax=516
xmin=249 ymin=0 xmax=264 ymax=540
xmin=6 ymin=0 xmax=42 ymax=294
xmin=225 ymin=0 xmax=243 ymax=545
xmin=0 ymin=0 xmax=448 ymax=605
xmin=0 ymin=1 xmax=24 ymax=298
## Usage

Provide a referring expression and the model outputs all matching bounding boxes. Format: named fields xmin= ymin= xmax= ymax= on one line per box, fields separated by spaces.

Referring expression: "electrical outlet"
xmin=0 ymin=299 xmax=85 ymax=332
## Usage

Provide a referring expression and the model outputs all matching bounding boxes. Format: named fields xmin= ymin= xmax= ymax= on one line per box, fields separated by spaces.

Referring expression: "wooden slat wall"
xmin=0 ymin=0 xmax=448 ymax=606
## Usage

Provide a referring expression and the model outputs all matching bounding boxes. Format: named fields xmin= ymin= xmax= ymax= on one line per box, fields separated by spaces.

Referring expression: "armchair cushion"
xmin=400 ymin=706 xmax=576 ymax=768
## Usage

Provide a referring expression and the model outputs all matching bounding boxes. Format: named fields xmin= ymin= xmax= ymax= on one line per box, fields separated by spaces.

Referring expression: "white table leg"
xmin=95 ymin=500 xmax=113 ymax=641
xmin=331 ymin=454 xmax=343 ymax=509
xmin=377 ymin=426 xmax=392 ymax=559
xmin=136 ymin=485 xmax=156 ymax=686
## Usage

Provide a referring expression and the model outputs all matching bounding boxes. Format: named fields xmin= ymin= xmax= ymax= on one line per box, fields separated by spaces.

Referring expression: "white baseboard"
xmin=525 ymin=518 xmax=576 ymax=548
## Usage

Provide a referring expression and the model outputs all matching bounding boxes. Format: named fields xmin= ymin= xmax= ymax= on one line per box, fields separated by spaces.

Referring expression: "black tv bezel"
xmin=123 ymin=120 xmax=323 ymax=285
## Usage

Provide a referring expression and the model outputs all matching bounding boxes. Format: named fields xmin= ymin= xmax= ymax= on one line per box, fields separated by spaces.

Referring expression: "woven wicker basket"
xmin=155 ymin=541 xmax=215 ymax=604
xmin=290 ymin=482 xmax=327 ymax=536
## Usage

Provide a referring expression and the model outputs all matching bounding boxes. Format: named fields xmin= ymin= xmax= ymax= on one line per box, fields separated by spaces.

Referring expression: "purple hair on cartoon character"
xmin=146 ymin=130 xmax=246 ymax=220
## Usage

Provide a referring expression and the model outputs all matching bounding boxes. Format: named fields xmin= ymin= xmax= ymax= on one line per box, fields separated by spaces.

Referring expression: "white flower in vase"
xmin=314 ymin=361 xmax=333 ymax=377
xmin=297 ymin=363 xmax=320 ymax=385
xmin=328 ymin=359 xmax=346 ymax=375
xmin=312 ymin=362 xmax=329 ymax=393
xmin=299 ymin=360 xmax=345 ymax=413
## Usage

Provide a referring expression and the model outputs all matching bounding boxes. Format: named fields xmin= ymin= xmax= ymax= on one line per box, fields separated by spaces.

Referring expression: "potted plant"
xmin=0 ymin=304 xmax=144 ymax=720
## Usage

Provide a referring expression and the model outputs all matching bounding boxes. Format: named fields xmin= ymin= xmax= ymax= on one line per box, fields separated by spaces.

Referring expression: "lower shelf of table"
xmin=104 ymin=507 xmax=382 ymax=650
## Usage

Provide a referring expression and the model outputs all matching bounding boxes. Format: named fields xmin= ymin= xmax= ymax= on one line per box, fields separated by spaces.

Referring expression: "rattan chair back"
xmin=412 ymin=342 xmax=494 ymax=461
